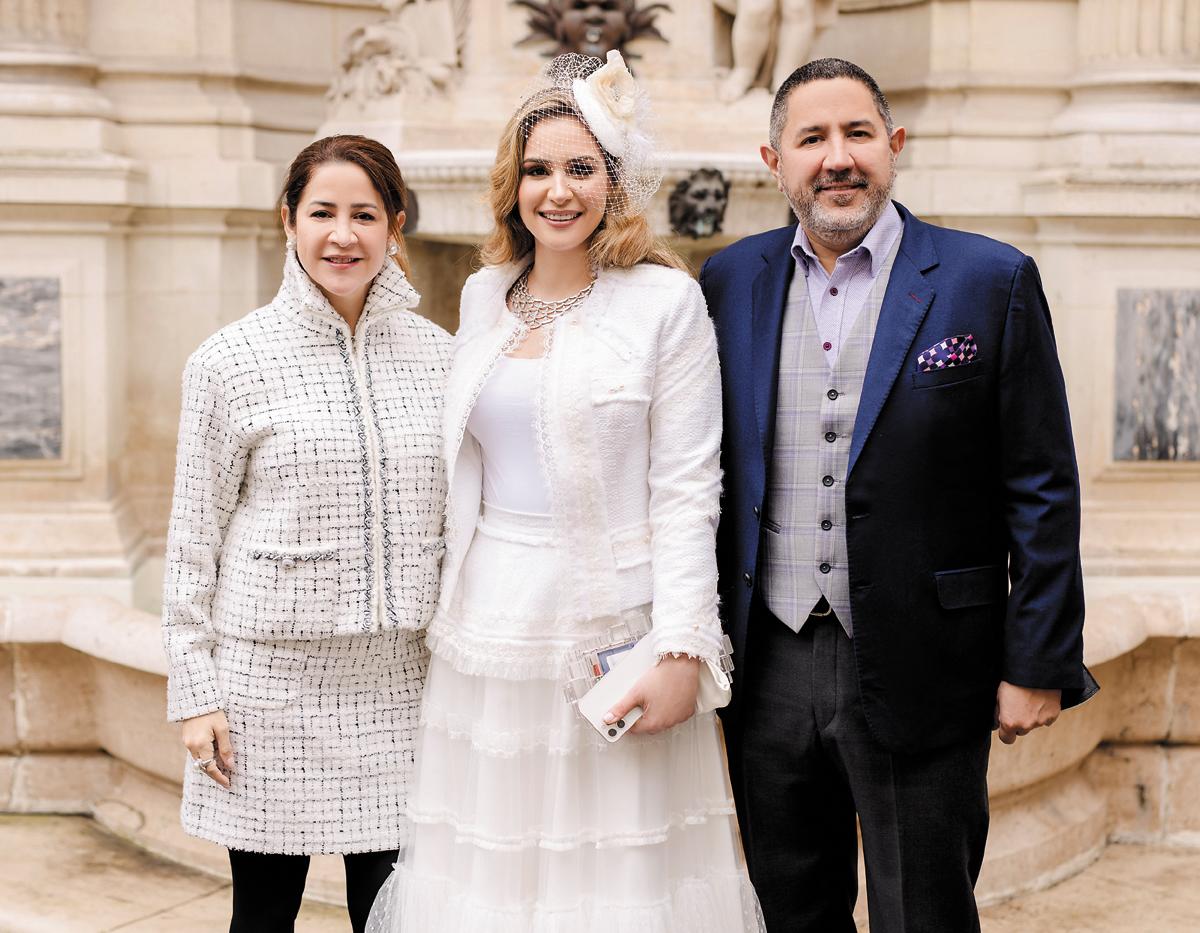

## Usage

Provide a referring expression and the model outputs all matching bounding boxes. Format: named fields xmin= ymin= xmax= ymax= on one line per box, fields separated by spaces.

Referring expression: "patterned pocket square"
xmin=917 ymin=334 xmax=978 ymax=372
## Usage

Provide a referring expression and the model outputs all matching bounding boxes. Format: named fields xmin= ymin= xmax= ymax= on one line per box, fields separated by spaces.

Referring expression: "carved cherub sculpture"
xmin=714 ymin=0 xmax=836 ymax=102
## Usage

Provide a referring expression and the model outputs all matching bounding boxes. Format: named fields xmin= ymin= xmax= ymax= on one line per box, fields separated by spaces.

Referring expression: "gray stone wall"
xmin=0 ymin=278 xmax=61 ymax=460
xmin=1114 ymin=289 xmax=1200 ymax=462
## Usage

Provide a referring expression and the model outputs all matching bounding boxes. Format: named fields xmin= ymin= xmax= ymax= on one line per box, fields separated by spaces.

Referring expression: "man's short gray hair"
xmin=768 ymin=58 xmax=895 ymax=152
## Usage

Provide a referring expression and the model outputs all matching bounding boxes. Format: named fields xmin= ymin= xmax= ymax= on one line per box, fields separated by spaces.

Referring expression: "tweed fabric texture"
xmin=433 ymin=262 xmax=725 ymax=675
xmin=761 ymin=236 xmax=901 ymax=635
xmin=163 ymin=249 xmax=452 ymax=721
xmin=181 ymin=626 xmax=428 ymax=855
xmin=163 ymin=251 xmax=450 ymax=853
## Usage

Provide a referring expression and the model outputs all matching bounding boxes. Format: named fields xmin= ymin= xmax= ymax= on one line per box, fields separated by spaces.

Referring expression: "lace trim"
xmin=406 ymin=803 xmax=739 ymax=852
xmin=417 ymin=706 xmax=691 ymax=758
xmin=426 ymin=624 xmax=576 ymax=680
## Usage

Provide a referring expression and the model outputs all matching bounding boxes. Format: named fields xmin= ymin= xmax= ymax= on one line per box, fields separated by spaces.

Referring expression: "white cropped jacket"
xmin=434 ymin=260 xmax=725 ymax=670
xmin=161 ymin=251 xmax=451 ymax=720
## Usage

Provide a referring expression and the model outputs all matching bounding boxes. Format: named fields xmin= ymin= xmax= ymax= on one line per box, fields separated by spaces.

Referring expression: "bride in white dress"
xmin=369 ymin=51 xmax=763 ymax=933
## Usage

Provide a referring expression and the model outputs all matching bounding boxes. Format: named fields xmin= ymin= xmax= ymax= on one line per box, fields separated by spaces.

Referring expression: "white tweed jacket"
xmin=162 ymin=250 xmax=452 ymax=721
xmin=433 ymin=260 xmax=724 ymax=671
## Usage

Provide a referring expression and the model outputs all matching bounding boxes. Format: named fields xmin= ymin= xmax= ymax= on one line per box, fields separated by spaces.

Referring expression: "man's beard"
xmin=786 ymin=161 xmax=895 ymax=248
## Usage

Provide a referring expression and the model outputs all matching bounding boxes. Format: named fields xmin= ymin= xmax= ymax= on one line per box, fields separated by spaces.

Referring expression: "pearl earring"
xmin=387 ymin=242 xmax=398 ymax=256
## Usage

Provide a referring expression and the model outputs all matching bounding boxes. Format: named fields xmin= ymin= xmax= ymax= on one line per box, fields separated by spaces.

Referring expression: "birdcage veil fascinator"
xmin=513 ymin=50 xmax=663 ymax=220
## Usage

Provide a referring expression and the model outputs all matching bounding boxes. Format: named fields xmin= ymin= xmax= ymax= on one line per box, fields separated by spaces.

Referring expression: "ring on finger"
xmin=193 ymin=756 xmax=216 ymax=775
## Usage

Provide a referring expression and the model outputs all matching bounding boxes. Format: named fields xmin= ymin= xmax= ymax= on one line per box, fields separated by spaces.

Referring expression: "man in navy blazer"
xmin=701 ymin=59 xmax=1097 ymax=932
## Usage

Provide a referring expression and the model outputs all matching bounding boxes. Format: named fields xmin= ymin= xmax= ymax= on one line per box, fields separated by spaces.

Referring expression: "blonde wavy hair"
xmin=479 ymin=91 xmax=686 ymax=273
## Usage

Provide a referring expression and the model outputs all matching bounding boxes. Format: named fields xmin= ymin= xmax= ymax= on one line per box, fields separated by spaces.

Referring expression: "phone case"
xmin=575 ymin=630 xmax=658 ymax=742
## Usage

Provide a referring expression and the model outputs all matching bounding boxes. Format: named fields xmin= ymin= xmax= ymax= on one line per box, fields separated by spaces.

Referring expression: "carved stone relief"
xmin=515 ymin=0 xmax=669 ymax=62
xmin=0 ymin=277 xmax=62 ymax=460
xmin=669 ymin=168 xmax=731 ymax=238
xmin=329 ymin=0 xmax=469 ymax=104
xmin=1114 ymin=288 xmax=1200 ymax=461
xmin=713 ymin=0 xmax=836 ymax=102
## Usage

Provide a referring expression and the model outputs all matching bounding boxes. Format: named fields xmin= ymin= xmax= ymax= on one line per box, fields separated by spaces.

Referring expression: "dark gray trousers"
xmin=733 ymin=606 xmax=991 ymax=933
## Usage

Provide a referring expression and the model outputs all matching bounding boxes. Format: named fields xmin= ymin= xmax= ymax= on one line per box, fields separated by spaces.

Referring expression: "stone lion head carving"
xmin=669 ymin=168 xmax=731 ymax=239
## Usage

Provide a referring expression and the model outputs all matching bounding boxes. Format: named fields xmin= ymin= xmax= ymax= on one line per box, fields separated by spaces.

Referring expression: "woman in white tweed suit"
xmin=162 ymin=135 xmax=450 ymax=933
xmin=369 ymin=53 xmax=762 ymax=933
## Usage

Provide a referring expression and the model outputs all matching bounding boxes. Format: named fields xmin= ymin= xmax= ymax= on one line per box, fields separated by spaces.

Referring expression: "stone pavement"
xmin=3 ymin=814 xmax=1199 ymax=932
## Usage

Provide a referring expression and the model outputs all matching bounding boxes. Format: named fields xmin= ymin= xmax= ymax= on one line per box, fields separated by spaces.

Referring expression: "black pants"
xmin=228 ymin=848 xmax=398 ymax=933
xmin=732 ymin=606 xmax=991 ymax=933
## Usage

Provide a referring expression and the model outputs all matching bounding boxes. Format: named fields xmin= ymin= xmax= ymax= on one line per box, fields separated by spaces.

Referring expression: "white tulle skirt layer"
xmin=368 ymin=504 xmax=764 ymax=932
xmin=364 ymin=661 xmax=764 ymax=932
xmin=369 ymin=861 xmax=763 ymax=933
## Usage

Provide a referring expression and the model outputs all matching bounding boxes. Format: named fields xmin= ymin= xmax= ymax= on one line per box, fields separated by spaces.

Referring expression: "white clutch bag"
xmin=564 ymin=618 xmax=734 ymax=743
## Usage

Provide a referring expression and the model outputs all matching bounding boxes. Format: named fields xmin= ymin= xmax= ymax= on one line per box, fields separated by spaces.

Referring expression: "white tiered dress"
xmin=369 ymin=356 xmax=762 ymax=932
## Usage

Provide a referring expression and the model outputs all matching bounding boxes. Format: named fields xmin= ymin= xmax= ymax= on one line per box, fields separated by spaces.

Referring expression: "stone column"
xmin=1058 ymin=0 xmax=1200 ymax=151
xmin=0 ymin=0 xmax=144 ymax=601
xmin=1032 ymin=0 xmax=1200 ymax=576
xmin=0 ymin=0 xmax=115 ymax=152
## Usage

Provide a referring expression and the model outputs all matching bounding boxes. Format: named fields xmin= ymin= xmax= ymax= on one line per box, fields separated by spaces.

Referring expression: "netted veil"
xmin=512 ymin=50 xmax=663 ymax=222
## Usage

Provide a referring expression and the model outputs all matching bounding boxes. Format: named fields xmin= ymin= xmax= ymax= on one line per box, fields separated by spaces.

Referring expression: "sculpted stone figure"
xmin=669 ymin=168 xmax=731 ymax=238
xmin=515 ymin=0 xmax=669 ymax=60
xmin=329 ymin=0 xmax=468 ymax=103
xmin=714 ymin=0 xmax=836 ymax=102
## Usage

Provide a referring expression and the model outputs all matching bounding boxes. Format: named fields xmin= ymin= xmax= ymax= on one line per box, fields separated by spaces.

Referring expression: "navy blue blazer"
xmin=701 ymin=203 xmax=1097 ymax=752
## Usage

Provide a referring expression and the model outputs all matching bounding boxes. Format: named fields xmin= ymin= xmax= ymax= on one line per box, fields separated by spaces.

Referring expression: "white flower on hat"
xmin=572 ymin=50 xmax=638 ymax=157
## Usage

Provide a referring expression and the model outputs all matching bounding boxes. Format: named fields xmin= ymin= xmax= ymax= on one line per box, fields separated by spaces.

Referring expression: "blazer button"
xmin=821 ymin=519 xmax=832 ymax=531
xmin=824 ymin=431 xmax=837 ymax=443
xmin=282 ymin=558 xmax=296 ymax=570
xmin=743 ymin=571 xmax=753 ymax=588
xmin=753 ymin=505 xmax=760 ymax=518
xmin=827 ymin=388 xmax=839 ymax=400
xmin=822 ymin=475 xmax=834 ymax=487
xmin=819 ymin=562 xmax=831 ymax=574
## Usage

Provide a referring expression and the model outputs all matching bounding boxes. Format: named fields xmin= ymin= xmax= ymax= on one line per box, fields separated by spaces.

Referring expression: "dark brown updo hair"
xmin=278 ymin=135 xmax=412 ymax=276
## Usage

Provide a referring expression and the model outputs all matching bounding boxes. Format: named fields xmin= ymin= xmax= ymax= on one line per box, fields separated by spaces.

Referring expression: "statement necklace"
xmin=508 ymin=268 xmax=596 ymax=330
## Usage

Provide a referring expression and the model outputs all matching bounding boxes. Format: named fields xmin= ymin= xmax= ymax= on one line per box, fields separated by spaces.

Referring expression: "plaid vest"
xmin=761 ymin=237 xmax=901 ymax=635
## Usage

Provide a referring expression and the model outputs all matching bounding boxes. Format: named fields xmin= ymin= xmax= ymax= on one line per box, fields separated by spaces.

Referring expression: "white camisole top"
xmin=466 ymin=355 xmax=552 ymax=515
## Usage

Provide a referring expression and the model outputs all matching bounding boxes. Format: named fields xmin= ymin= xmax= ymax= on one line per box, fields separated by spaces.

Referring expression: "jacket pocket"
xmin=911 ymin=363 xmax=987 ymax=389
xmin=591 ymin=374 xmax=653 ymax=405
xmin=218 ymin=543 xmax=360 ymax=639
xmin=935 ymin=564 xmax=1007 ymax=609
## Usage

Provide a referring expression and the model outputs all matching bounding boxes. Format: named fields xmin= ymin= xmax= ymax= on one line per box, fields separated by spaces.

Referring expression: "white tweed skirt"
xmin=181 ymin=627 xmax=429 ymax=855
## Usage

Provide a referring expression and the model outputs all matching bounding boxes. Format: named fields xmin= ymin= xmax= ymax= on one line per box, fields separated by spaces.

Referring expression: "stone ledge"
xmin=1 ymin=581 xmax=1199 ymax=909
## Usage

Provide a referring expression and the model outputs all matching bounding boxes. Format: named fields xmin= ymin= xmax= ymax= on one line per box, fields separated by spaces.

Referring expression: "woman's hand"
xmin=180 ymin=710 xmax=235 ymax=788
xmin=606 ymin=655 xmax=702 ymax=735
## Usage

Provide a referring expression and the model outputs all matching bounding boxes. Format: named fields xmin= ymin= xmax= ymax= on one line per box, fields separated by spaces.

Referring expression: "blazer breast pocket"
xmin=911 ymin=363 xmax=987 ymax=390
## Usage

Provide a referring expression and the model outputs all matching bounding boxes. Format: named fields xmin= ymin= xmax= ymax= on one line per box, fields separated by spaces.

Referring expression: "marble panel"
xmin=1114 ymin=288 xmax=1200 ymax=461
xmin=0 ymin=277 xmax=62 ymax=460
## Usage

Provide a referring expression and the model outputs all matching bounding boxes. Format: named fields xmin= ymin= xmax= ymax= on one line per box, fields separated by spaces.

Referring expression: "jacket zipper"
xmin=348 ymin=316 xmax=387 ymax=631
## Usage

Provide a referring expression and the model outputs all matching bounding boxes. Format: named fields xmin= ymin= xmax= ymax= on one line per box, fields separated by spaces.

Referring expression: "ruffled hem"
xmin=426 ymin=604 xmax=652 ymax=680
xmin=368 ymin=864 xmax=766 ymax=933
xmin=426 ymin=619 xmax=577 ymax=680
xmin=406 ymin=804 xmax=739 ymax=852
xmin=410 ymin=659 xmax=737 ymax=849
